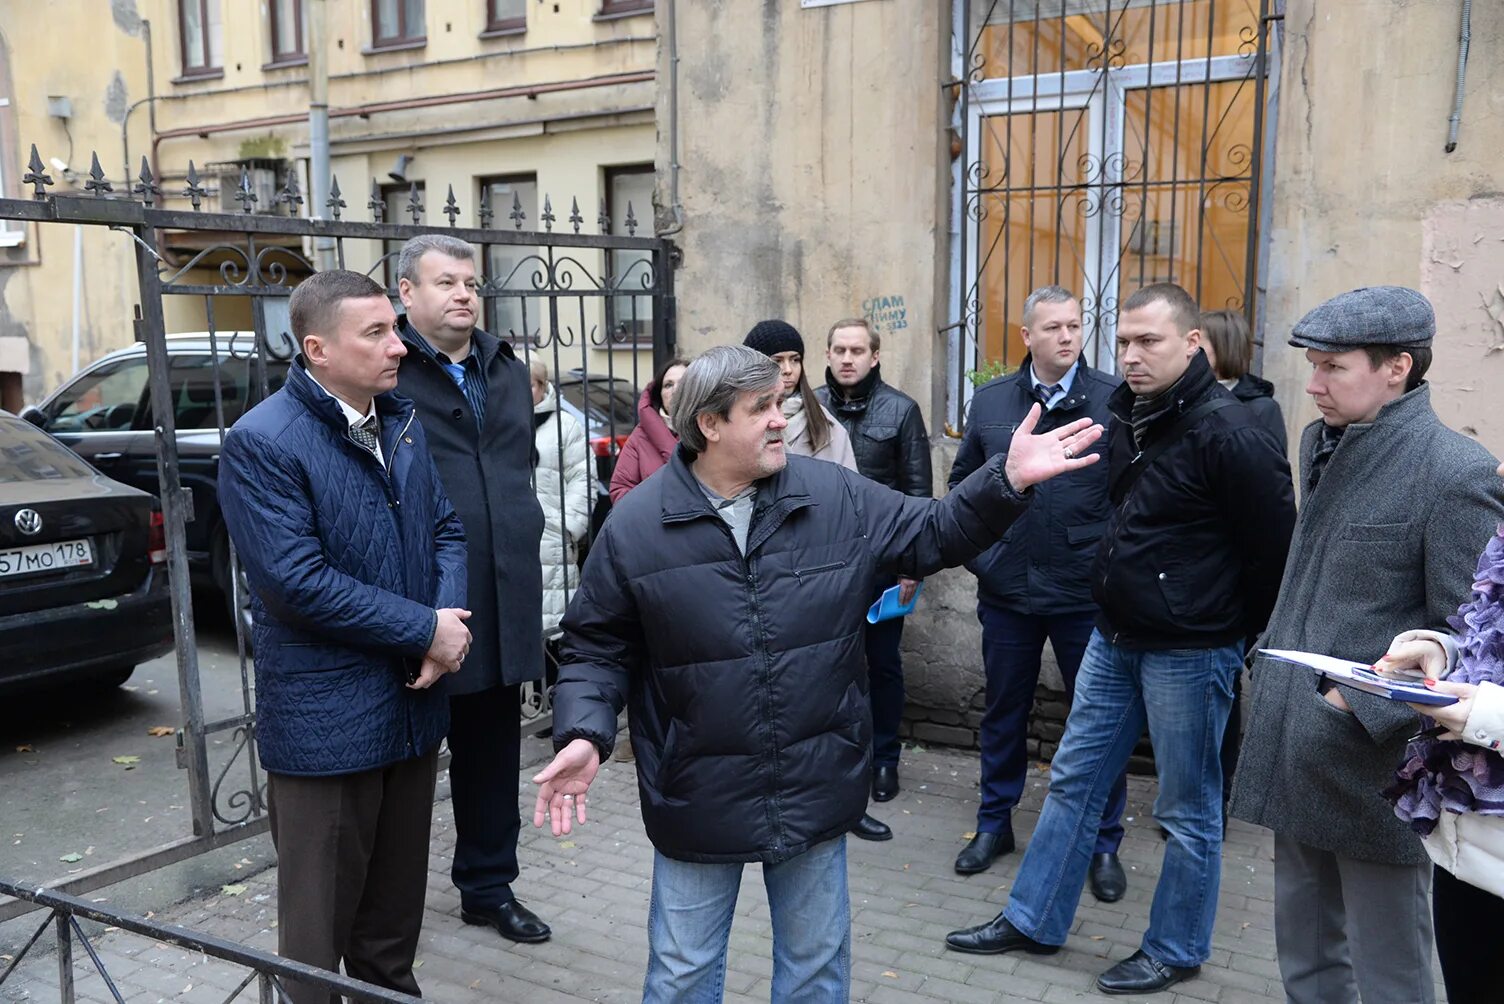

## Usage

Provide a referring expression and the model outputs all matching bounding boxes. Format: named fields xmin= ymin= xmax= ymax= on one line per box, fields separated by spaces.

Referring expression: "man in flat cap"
xmin=1231 ymin=285 xmax=1504 ymax=1003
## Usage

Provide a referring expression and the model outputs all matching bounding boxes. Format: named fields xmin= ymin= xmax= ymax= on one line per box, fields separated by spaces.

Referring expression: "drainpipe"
xmin=658 ymin=0 xmax=684 ymax=236
xmin=308 ymin=0 xmax=336 ymax=269
xmin=1445 ymin=0 xmax=1471 ymax=153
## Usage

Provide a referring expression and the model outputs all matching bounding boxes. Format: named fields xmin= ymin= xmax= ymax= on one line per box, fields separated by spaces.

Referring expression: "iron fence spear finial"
xmin=233 ymin=167 xmax=257 ymax=213
xmin=541 ymin=195 xmax=555 ymax=233
xmin=327 ymin=175 xmax=345 ymax=221
xmin=509 ymin=191 xmax=525 ymax=230
xmin=478 ymin=188 xmax=494 ymax=229
xmin=183 ymin=161 xmax=207 ymax=210
xmin=368 ymin=178 xmax=385 ymax=222
xmin=84 ymin=152 xmax=113 ymax=197
xmin=406 ymin=182 xmax=423 ymax=224
xmin=23 ymin=144 xmax=54 ymax=199
xmin=569 ymin=197 xmax=583 ymax=234
xmin=133 ymin=156 xmax=161 ymax=206
xmin=444 ymin=185 xmax=460 ymax=226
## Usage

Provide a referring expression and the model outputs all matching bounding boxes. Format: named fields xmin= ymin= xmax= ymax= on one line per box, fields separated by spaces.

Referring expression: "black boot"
xmin=953 ymin=831 xmax=1014 ymax=875
xmin=1088 ymin=851 xmax=1127 ymax=903
xmin=945 ymin=914 xmax=1059 ymax=956
xmin=850 ymin=812 xmax=892 ymax=841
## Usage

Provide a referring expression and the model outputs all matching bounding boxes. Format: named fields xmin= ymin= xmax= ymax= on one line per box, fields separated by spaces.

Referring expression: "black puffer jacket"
xmin=817 ymin=367 xmax=932 ymax=496
xmin=1092 ymin=352 xmax=1296 ymax=650
xmin=552 ymin=449 xmax=1030 ymax=863
xmin=1229 ymin=372 xmax=1288 ymax=454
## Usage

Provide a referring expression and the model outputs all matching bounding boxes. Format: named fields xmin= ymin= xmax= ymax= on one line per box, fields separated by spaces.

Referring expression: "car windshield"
xmin=0 ymin=418 xmax=96 ymax=483
xmin=557 ymin=379 xmax=638 ymax=439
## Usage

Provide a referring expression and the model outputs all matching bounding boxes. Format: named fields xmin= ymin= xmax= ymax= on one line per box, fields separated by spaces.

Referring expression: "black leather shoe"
xmin=850 ymin=813 xmax=893 ymax=841
xmin=1095 ymin=950 xmax=1199 ymax=995
xmin=461 ymin=900 xmax=552 ymax=944
xmin=945 ymin=914 xmax=1059 ymax=956
xmin=1088 ymin=851 xmax=1127 ymax=903
xmin=872 ymin=764 xmax=899 ymax=802
xmin=954 ymin=831 xmax=1014 ymax=875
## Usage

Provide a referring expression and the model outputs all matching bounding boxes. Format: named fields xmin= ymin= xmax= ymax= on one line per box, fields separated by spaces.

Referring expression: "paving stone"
xmin=2 ymin=744 xmax=1315 ymax=1002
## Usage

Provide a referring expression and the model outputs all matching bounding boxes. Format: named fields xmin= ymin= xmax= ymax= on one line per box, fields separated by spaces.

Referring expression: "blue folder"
xmin=867 ymin=582 xmax=923 ymax=624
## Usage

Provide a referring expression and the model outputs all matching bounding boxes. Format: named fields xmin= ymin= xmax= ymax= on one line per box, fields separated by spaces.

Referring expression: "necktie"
xmin=350 ymin=415 xmax=380 ymax=456
xmin=1034 ymin=383 xmax=1062 ymax=407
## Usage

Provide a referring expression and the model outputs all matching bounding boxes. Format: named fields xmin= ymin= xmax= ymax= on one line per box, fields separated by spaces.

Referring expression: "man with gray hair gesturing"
xmin=533 ymin=344 xmax=1104 ymax=1002
xmin=394 ymin=234 xmax=552 ymax=944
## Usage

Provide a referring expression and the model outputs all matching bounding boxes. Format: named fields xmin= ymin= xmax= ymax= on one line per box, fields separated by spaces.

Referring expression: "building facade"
xmin=659 ymin=0 xmax=1504 ymax=747
xmin=0 ymin=0 xmax=657 ymax=406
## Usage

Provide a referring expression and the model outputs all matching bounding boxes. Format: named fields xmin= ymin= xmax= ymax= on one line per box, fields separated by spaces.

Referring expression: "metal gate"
xmin=0 ymin=146 xmax=675 ymax=921
xmin=950 ymin=0 xmax=1281 ymax=425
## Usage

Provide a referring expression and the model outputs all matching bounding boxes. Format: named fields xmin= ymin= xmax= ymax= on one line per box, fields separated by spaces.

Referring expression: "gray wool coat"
xmin=1230 ymin=385 xmax=1504 ymax=865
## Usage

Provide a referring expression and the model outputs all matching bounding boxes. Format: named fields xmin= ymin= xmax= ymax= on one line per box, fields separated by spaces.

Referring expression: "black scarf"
xmin=1308 ymin=422 xmax=1346 ymax=490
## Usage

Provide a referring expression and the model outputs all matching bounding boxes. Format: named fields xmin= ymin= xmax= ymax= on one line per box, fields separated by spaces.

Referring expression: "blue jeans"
xmin=643 ymin=837 xmax=850 ymax=1003
xmin=975 ymin=602 xmax=1126 ymax=853
xmin=1003 ymin=631 xmax=1239 ymax=968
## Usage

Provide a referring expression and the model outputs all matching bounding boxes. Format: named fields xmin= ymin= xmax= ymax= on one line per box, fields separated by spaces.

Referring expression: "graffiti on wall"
xmin=863 ymin=294 xmax=908 ymax=338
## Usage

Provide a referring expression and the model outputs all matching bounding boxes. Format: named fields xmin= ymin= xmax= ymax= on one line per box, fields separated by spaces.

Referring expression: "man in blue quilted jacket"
xmin=218 ymin=269 xmax=469 ymax=1003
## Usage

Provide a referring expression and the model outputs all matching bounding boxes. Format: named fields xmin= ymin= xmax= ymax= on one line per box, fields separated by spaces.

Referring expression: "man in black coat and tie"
xmin=395 ymin=234 xmax=551 ymax=943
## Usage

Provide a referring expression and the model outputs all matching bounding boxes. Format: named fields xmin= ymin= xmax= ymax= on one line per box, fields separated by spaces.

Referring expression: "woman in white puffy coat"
xmin=530 ymin=360 xmax=591 ymax=637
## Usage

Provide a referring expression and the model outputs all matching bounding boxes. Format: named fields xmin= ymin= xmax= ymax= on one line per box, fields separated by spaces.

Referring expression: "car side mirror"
xmin=18 ymin=406 xmax=46 ymax=428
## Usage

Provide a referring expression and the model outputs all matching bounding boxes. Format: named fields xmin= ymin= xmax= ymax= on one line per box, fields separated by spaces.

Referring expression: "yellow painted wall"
xmin=1 ymin=0 xmax=656 ymax=402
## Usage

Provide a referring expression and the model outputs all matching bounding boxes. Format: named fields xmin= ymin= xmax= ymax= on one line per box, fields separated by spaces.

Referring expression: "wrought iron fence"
xmin=948 ymin=0 xmax=1280 ymax=427
xmin=0 ymin=877 xmax=421 ymax=1003
xmin=0 ymin=143 xmax=675 ymax=922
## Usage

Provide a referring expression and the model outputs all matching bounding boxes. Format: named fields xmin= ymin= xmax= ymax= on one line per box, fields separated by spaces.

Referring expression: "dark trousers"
xmin=448 ymin=683 xmax=523 ymax=911
xmin=976 ymin=602 xmax=1126 ymax=852
xmin=865 ymin=582 xmax=906 ymax=768
xmin=1434 ymin=864 xmax=1504 ymax=1004
xmin=266 ymin=749 xmax=438 ymax=1004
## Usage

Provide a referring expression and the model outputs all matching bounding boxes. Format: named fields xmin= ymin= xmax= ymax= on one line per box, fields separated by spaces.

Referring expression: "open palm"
xmin=1003 ymin=404 xmax=1104 ymax=491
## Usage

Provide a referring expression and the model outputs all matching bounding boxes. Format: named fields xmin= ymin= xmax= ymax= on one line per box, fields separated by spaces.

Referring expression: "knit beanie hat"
xmin=743 ymin=319 xmax=805 ymax=358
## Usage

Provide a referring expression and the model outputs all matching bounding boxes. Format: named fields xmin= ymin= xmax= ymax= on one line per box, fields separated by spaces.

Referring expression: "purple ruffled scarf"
xmin=1386 ymin=525 xmax=1504 ymax=835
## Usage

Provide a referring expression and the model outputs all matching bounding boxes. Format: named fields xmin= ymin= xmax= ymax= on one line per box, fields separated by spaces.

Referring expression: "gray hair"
xmin=396 ymin=234 xmax=476 ymax=284
xmin=1022 ymin=285 xmax=1078 ymax=326
xmin=671 ymin=345 xmax=783 ymax=455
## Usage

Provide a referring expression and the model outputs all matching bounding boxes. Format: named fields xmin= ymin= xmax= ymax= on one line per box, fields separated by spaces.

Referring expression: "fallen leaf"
xmin=881 ymin=970 xmax=899 ymax=979
xmin=59 ymin=852 xmax=83 ymax=863
xmin=147 ymin=726 xmax=175 ymax=738
xmin=558 ymin=840 xmax=576 ymax=849
xmin=412 ymin=960 xmax=424 ymax=970
xmin=14 ymin=745 xmax=33 ymax=753
xmin=221 ymin=884 xmax=247 ymax=896
xmin=1091 ymin=935 xmax=1105 ymax=941
xmin=112 ymin=755 xmax=141 ymax=766
xmin=961 ymin=831 xmax=976 ymax=840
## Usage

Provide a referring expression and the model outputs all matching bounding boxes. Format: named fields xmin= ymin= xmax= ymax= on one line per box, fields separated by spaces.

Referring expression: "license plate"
xmin=0 ymin=538 xmax=94 ymax=579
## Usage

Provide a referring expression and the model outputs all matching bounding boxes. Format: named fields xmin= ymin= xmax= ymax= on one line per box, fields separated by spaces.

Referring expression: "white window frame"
xmin=0 ymin=99 xmax=23 ymax=248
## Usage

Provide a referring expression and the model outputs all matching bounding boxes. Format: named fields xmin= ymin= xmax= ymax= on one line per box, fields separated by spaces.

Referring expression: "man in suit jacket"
xmin=946 ymin=287 xmax=1129 ymax=899
xmin=395 ymin=235 xmax=551 ymax=944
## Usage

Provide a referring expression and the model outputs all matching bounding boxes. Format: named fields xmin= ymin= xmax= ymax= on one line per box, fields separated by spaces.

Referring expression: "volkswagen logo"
xmin=13 ymin=509 xmax=42 ymax=536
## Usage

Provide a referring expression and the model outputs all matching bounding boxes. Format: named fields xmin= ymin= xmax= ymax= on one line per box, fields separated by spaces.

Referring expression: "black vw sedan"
xmin=0 ymin=411 xmax=173 ymax=695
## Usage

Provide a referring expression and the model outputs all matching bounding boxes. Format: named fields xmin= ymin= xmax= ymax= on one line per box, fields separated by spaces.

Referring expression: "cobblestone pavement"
xmin=0 ymin=742 xmax=1446 ymax=1002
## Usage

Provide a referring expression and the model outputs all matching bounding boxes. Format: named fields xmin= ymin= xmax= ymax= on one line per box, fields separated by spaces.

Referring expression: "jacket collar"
xmin=286 ymin=357 xmax=413 ymax=437
xmin=825 ymin=364 xmax=883 ymax=412
xmin=1106 ymin=348 xmax=1219 ymax=428
xmin=659 ymin=446 xmax=817 ymax=555
xmin=1232 ymin=372 xmax=1276 ymax=402
xmin=396 ymin=315 xmax=511 ymax=372
xmin=1016 ymin=354 xmax=1093 ymax=414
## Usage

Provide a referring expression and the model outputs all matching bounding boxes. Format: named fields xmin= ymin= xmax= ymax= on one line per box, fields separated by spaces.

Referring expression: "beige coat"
xmin=781 ymin=394 xmax=857 ymax=471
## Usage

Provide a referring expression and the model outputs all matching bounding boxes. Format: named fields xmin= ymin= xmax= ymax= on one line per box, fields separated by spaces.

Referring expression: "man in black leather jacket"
xmin=817 ymin=317 xmax=932 ymax=842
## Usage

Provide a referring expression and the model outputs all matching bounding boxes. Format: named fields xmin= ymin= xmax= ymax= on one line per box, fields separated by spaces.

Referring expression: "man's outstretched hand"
xmin=1003 ymin=404 xmax=1104 ymax=491
xmin=532 ymin=738 xmax=601 ymax=836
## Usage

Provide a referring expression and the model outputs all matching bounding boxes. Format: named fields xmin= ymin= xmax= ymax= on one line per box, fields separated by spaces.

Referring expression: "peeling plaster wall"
xmin=1262 ymin=0 xmax=1504 ymax=457
xmin=0 ymin=2 xmax=150 ymax=401
xmin=658 ymin=0 xmax=950 ymax=419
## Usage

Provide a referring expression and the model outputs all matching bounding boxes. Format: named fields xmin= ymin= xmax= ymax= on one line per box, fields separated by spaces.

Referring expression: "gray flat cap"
xmin=1289 ymin=285 xmax=1435 ymax=352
